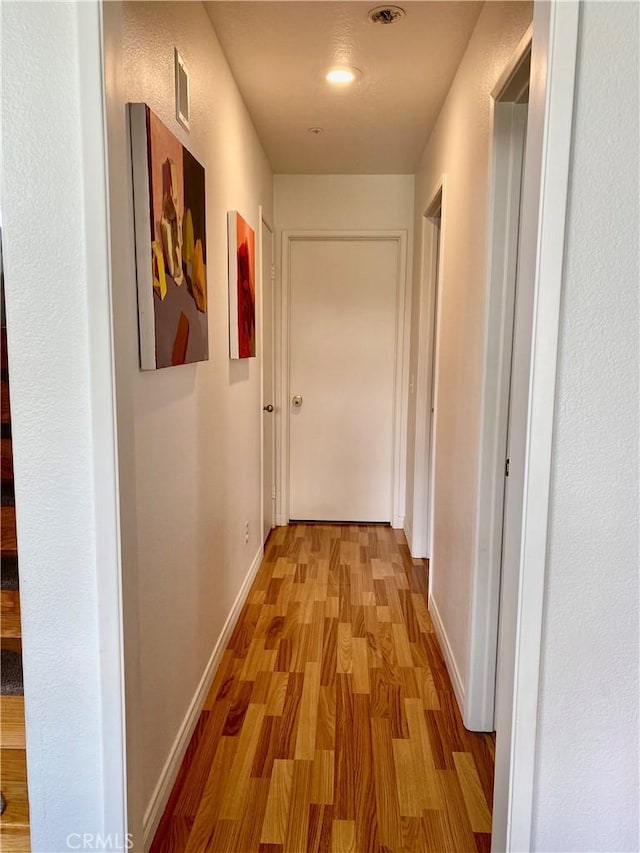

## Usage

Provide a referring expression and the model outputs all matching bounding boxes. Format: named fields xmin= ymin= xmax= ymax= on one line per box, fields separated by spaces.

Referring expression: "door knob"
xmin=291 ymin=395 xmax=303 ymax=408
xmin=263 ymin=404 xmax=274 ymax=413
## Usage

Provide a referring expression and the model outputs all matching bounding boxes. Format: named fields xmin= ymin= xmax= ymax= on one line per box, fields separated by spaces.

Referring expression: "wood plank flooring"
xmin=151 ymin=524 xmax=495 ymax=853
xmin=1 ymin=319 xmax=30 ymax=852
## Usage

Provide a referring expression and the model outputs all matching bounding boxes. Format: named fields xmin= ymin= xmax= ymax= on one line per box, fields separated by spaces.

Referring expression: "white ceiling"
xmin=204 ymin=1 xmax=483 ymax=174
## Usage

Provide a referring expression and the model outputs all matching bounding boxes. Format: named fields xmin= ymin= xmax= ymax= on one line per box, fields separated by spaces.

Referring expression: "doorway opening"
xmin=466 ymin=35 xmax=532 ymax=734
xmin=466 ymin=25 xmax=533 ymax=853
xmin=411 ymin=185 xmax=444 ymax=563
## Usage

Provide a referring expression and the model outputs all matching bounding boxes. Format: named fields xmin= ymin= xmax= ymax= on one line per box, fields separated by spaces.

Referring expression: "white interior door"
xmin=289 ymin=238 xmax=398 ymax=522
xmin=261 ymin=219 xmax=275 ymax=543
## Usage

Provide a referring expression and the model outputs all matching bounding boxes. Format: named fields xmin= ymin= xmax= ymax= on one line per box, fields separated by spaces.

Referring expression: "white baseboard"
xmin=429 ymin=592 xmax=466 ymax=715
xmin=404 ymin=518 xmax=427 ymax=560
xmin=142 ymin=544 xmax=264 ymax=848
xmin=392 ymin=514 xmax=405 ymax=530
xmin=404 ymin=518 xmax=414 ymax=553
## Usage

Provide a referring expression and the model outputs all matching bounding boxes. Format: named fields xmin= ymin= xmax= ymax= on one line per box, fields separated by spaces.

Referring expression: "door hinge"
xmin=505 ymin=457 xmax=510 ymax=477
xmin=270 ymin=263 xmax=276 ymax=281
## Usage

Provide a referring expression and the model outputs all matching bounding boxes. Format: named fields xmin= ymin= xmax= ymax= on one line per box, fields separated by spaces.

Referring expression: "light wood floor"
xmin=151 ymin=524 xmax=495 ymax=853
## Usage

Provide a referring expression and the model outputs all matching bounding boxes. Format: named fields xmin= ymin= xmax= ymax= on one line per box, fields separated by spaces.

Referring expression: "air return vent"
xmin=368 ymin=5 xmax=406 ymax=25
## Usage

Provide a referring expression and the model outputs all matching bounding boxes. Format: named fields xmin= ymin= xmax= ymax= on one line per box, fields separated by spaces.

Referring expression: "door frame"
xmin=465 ymin=29 xmax=531 ymax=734
xmin=279 ymin=229 xmax=410 ymax=527
xmin=410 ymin=178 xmax=446 ymax=561
xmin=488 ymin=4 xmax=580 ymax=852
xmin=259 ymin=207 xmax=275 ymax=544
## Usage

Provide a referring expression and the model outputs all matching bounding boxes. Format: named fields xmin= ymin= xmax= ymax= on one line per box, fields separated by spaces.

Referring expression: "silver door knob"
xmin=291 ymin=395 xmax=303 ymax=408
xmin=263 ymin=404 xmax=274 ymax=413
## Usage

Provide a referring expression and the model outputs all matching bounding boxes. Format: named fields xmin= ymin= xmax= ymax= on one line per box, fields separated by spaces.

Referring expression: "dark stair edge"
xmin=0 ymin=554 xmax=19 ymax=590
xmin=1 ymin=482 xmax=15 ymax=507
xmin=0 ymin=649 xmax=24 ymax=696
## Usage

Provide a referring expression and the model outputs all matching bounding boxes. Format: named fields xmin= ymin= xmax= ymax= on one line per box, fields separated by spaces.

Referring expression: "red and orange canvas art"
xmin=227 ymin=211 xmax=256 ymax=359
xmin=129 ymin=103 xmax=208 ymax=369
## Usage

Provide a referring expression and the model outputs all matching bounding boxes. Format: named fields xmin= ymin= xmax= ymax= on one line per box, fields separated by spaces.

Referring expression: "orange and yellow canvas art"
xmin=129 ymin=103 xmax=208 ymax=369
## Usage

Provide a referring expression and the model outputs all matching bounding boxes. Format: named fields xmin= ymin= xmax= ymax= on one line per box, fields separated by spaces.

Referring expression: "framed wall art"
xmin=129 ymin=103 xmax=208 ymax=369
xmin=227 ymin=211 xmax=256 ymax=359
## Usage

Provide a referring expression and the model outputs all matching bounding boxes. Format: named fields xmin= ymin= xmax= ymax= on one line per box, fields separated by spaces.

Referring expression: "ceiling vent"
xmin=368 ymin=5 xmax=406 ymax=25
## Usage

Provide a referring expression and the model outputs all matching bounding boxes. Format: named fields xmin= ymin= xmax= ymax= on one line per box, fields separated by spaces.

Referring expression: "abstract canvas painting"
xmin=227 ymin=211 xmax=256 ymax=359
xmin=129 ymin=103 xmax=208 ymax=369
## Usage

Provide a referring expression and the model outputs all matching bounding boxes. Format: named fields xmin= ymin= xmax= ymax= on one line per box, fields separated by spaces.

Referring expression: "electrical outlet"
xmin=244 ymin=520 xmax=249 ymax=545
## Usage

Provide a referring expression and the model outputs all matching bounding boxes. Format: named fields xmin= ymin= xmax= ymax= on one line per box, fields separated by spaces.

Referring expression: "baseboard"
xmin=428 ymin=592 xmax=466 ymax=715
xmin=404 ymin=518 xmax=414 ymax=553
xmin=404 ymin=518 xmax=427 ymax=560
xmin=142 ymin=544 xmax=264 ymax=848
xmin=392 ymin=514 xmax=405 ymax=531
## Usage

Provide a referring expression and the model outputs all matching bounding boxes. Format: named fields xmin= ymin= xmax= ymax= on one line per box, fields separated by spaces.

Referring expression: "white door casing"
xmin=410 ymin=180 xmax=445 ymax=562
xmin=280 ymin=230 xmax=410 ymax=527
xmin=260 ymin=216 xmax=275 ymax=543
xmin=490 ymin=4 xmax=580 ymax=851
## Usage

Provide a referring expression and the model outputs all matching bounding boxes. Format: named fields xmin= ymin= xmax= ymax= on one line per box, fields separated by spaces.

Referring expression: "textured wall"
xmin=531 ymin=3 xmax=640 ymax=849
xmin=406 ymin=2 xmax=532 ymax=691
xmin=103 ymin=0 xmax=273 ymax=838
xmin=1 ymin=2 xmax=125 ymax=848
xmin=274 ymin=175 xmax=415 ymax=231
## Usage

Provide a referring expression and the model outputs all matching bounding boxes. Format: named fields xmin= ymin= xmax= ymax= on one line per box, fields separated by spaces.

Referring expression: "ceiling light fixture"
xmin=326 ymin=67 xmax=360 ymax=85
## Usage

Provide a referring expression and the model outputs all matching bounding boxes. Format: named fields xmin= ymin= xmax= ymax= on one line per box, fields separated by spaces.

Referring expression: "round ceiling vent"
xmin=368 ymin=5 xmax=406 ymax=25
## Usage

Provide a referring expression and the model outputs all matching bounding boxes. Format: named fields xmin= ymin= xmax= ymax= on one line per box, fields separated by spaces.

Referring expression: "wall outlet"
xmin=244 ymin=521 xmax=249 ymax=545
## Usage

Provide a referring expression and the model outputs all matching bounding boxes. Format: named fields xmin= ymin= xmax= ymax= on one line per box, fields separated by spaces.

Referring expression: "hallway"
xmin=151 ymin=524 xmax=494 ymax=852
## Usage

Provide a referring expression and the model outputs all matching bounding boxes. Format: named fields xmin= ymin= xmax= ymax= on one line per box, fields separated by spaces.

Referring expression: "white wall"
xmin=406 ymin=2 xmax=533 ymax=696
xmin=531 ymin=3 xmax=639 ymax=850
xmin=274 ymin=175 xmax=415 ymax=232
xmin=273 ymin=175 xmax=415 ymax=527
xmin=1 ymin=2 xmax=126 ymax=849
xmin=103 ymin=1 xmax=273 ymax=844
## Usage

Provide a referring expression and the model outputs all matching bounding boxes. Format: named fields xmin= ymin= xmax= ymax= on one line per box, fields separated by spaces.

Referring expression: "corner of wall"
xmin=429 ymin=592 xmax=465 ymax=714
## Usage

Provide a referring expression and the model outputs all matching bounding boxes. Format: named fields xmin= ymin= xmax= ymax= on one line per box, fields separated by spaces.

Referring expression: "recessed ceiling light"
xmin=368 ymin=5 xmax=406 ymax=25
xmin=326 ymin=67 xmax=360 ymax=85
